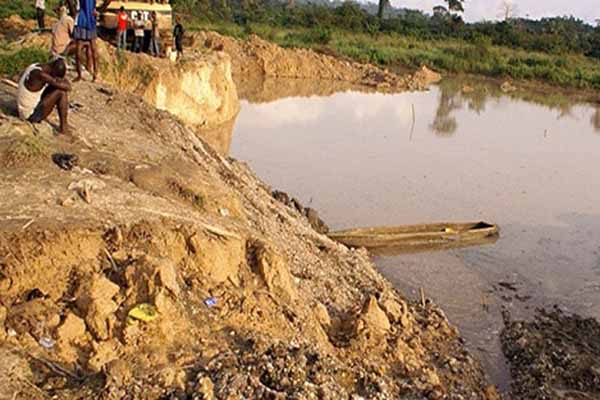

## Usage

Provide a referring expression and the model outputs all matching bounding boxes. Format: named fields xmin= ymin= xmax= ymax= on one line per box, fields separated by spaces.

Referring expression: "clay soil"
xmin=0 ymin=17 xmax=502 ymax=399
xmin=190 ymin=31 xmax=441 ymax=94
xmin=0 ymin=69 xmax=497 ymax=399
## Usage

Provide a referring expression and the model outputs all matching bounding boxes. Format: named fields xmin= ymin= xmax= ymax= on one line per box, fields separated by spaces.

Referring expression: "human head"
xmin=48 ymin=58 xmax=67 ymax=78
xmin=120 ymin=6 xmax=124 ymax=12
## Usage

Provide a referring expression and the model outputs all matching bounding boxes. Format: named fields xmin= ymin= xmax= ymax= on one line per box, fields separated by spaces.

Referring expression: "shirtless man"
xmin=17 ymin=58 xmax=72 ymax=135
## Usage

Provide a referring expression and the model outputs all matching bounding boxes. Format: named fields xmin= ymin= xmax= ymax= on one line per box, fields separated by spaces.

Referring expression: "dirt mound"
xmin=501 ymin=308 xmax=600 ymax=399
xmin=0 ymin=15 xmax=37 ymax=40
xmin=193 ymin=31 xmax=441 ymax=92
xmin=0 ymin=79 xmax=496 ymax=398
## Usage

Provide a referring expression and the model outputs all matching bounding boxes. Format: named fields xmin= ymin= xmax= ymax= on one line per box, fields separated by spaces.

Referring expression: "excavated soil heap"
xmin=192 ymin=31 xmax=441 ymax=92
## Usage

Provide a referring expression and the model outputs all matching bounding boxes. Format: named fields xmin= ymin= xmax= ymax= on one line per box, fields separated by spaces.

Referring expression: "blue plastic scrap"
xmin=204 ymin=297 xmax=218 ymax=307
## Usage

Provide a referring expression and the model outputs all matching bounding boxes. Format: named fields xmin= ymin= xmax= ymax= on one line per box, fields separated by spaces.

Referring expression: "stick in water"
xmin=409 ymin=103 xmax=416 ymax=141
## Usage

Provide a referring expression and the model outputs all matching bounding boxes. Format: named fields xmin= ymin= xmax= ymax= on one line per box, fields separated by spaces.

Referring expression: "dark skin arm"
xmin=64 ymin=0 xmax=77 ymax=19
xmin=97 ymin=0 xmax=113 ymax=13
xmin=65 ymin=0 xmax=112 ymax=18
xmin=25 ymin=70 xmax=72 ymax=93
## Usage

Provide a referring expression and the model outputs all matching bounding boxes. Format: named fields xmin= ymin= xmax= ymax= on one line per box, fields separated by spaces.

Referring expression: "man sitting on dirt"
xmin=17 ymin=58 xmax=72 ymax=135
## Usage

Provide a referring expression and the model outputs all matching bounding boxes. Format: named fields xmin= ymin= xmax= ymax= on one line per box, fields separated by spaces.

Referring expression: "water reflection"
xmin=230 ymin=77 xmax=600 ymax=390
xmin=195 ymin=117 xmax=237 ymax=155
xmin=591 ymin=108 xmax=600 ymax=133
xmin=428 ymin=78 xmax=599 ymax=136
xmin=430 ymin=87 xmax=460 ymax=135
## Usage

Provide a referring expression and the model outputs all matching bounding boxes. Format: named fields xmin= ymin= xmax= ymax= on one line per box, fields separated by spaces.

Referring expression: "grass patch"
xmin=0 ymin=47 xmax=49 ymax=77
xmin=2 ymin=134 xmax=49 ymax=167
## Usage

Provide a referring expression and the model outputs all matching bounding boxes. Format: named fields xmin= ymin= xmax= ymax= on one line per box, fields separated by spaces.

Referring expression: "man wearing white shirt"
xmin=35 ymin=0 xmax=45 ymax=29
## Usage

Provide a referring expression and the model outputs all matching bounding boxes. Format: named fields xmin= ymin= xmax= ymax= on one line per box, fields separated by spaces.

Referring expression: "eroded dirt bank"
xmin=0 ymin=73 xmax=498 ymax=398
xmin=191 ymin=31 xmax=441 ymax=93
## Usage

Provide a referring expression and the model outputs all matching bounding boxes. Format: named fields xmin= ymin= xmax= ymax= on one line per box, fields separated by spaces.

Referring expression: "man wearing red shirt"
xmin=117 ymin=7 xmax=128 ymax=50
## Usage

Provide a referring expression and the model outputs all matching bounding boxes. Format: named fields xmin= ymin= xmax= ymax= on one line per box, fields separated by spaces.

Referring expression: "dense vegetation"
xmin=1 ymin=0 xmax=599 ymax=89
xmin=174 ymin=0 xmax=600 ymax=89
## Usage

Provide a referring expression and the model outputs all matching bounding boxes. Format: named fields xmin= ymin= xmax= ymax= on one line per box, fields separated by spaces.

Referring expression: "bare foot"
xmin=73 ymin=76 xmax=83 ymax=83
xmin=57 ymin=125 xmax=72 ymax=137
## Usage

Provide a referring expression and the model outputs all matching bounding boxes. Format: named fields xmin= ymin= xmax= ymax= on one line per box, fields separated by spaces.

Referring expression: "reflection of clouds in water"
xmin=241 ymin=92 xmax=415 ymax=129
xmin=349 ymin=93 xmax=412 ymax=123
xmin=240 ymin=98 xmax=325 ymax=128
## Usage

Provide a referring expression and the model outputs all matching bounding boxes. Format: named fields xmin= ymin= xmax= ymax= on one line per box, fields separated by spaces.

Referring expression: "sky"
xmin=392 ymin=0 xmax=598 ymax=24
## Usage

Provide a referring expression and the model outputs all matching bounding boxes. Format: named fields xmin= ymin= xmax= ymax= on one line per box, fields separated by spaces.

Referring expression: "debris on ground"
xmin=52 ymin=153 xmax=79 ymax=170
xmin=128 ymin=303 xmax=159 ymax=323
xmin=273 ymin=189 xmax=329 ymax=234
xmin=501 ymin=307 xmax=600 ymax=400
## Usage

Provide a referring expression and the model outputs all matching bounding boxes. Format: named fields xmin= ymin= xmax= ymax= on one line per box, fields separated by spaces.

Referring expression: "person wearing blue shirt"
xmin=66 ymin=0 xmax=112 ymax=82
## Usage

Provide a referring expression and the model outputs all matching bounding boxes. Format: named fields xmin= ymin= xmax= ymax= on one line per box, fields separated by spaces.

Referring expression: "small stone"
xmin=357 ymin=296 xmax=390 ymax=335
xmin=56 ymin=312 xmax=86 ymax=344
xmin=314 ymin=302 xmax=331 ymax=327
xmin=194 ymin=376 xmax=214 ymax=400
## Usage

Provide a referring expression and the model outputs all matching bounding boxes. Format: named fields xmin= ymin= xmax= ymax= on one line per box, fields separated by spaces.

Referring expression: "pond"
xmin=226 ymin=77 xmax=600 ymax=390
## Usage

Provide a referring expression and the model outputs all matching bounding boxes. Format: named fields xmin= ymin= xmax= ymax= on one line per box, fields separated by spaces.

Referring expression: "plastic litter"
xmin=204 ymin=297 xmax=218 ymax=308
xmin=39 ymin=337 xmax=55 ymax=349
xmin=128 ymin=303 xmax=159 ymax=322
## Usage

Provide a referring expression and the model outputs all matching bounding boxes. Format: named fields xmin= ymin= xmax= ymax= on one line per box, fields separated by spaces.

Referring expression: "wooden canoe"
xmin=328 ymin=221 xmax=499 ymax=250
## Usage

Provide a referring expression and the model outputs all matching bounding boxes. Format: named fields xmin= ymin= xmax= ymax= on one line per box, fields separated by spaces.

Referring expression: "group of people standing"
xmin=116 ymin=8 xmax=164 ymax=57
xmin=18 ymin=0 xmax=186 ymax=136
xmin=116 ymin=10 xmax=184 ymax=60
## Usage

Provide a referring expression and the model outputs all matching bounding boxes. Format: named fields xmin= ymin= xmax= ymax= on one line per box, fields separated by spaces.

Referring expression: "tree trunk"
xmin=377 ymin=0 xmax=388 ymax=21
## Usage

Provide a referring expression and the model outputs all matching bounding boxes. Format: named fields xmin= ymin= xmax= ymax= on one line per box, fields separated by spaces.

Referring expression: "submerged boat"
xmin=328 ymin=221 xmax=499 ymax=252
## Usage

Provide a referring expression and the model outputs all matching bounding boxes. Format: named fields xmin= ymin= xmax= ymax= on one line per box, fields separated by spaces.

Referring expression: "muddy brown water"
xmin=226 ymin=78 xmax=600 ymax=392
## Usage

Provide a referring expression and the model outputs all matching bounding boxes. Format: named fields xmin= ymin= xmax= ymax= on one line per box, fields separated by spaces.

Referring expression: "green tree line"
xmin=172 ymin=0 xmax=600 ymax=59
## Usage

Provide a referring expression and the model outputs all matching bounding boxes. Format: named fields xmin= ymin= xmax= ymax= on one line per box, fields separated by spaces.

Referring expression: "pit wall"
xmin=98 ymin=44 xmax=240 ymax=130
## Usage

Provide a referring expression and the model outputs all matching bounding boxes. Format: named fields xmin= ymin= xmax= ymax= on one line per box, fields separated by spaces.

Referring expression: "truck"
xmin=98 ymin=1 xmax=173 ymax=33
